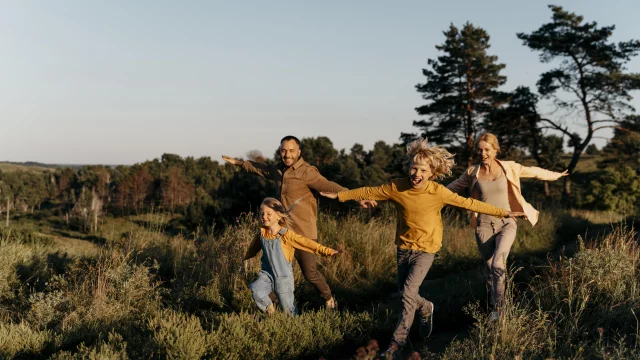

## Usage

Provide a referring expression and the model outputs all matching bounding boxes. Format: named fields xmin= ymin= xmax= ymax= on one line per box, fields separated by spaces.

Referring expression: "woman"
xmin=447 ymin=133 xmax=567 ymax=318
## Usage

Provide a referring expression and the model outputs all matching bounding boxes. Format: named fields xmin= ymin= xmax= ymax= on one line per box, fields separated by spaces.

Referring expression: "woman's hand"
xmin=506 ymin=211 xmax=527 ymax=219
xmin=559 ymin=169 xmax=569 ymax=177
xmin=320 ymin=191 xmax=338 ymax=199
xmin=328 ymin=248 xmax=342 ymax=256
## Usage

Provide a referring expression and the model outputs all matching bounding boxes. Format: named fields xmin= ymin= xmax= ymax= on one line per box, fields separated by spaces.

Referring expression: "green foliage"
xmin=0 ymin=322 xmax=56 ymax=358
xmin=585 ymin=165 xmax=639 ymax=214
xmin=517 ymin=5 xmax=640 ymax=187
xmin=148 ymin=310 xmax=208 ymax=360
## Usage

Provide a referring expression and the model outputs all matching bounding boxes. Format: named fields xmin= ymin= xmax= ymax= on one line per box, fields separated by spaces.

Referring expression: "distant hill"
xmin=0 ymin=161 xmax=90 ymax=172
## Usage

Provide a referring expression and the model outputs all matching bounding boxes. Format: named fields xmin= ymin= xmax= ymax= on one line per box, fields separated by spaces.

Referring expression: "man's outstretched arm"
xmin=222 ymin=155 xmax=276 ymax=179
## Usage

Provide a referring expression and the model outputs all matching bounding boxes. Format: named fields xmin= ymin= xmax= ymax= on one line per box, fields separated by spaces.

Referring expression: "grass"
xmin=0 ymin=207 xmax=636 ymax=359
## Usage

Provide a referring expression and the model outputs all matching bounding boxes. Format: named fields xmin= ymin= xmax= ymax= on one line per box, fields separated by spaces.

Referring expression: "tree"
xmin=485 ymin=87 xmax=566 ymax=196
xmin=600 ymin=114 xmax=640 ymax=169
xmin=161 ymin=166 xmax=195 ymax=212
xmin=517 ymin=5 xmax=640 ymax=196
xmin=413 ymin=22 xmax=508 ymax=167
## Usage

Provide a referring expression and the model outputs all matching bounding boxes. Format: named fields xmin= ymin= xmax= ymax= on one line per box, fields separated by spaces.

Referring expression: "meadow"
xmin=0 ymin=203 xmax=637 ymax=359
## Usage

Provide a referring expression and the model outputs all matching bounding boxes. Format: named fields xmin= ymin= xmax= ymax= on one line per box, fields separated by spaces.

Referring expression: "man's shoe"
xmin=419 ymin=301 xmax=434 ymax=338
xmin=325 ymin=296 xmax=338 ymax=310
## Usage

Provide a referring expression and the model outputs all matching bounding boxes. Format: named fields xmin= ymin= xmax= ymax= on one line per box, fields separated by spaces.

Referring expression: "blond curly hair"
xmin=405 ymin=138 xmax=455 ymax=180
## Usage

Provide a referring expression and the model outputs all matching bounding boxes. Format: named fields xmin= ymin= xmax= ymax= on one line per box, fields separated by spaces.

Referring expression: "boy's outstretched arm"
xmin=321 ymin=183 xmax=394 ymax=203
xmin=440 ymin=185 xmax=526 ymax=219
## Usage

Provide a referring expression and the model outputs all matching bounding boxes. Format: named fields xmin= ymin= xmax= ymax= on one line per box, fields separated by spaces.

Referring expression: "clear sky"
xmin=1 ymin=0 xmax=638 ymax=165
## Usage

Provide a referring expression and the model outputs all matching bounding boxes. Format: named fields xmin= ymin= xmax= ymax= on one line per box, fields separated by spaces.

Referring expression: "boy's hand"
xmin=320 ymin=191 xmax=338 ymax=199
xmin=506 ymin=211 xmax=527 ymax=219
xmin=222 ymin=155 xmax=241 ymax=166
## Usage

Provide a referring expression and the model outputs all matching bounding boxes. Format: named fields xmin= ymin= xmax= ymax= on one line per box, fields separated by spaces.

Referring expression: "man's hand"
xmin=358 ymin=200 xmax=378 ymax=208
xmin=222 ymin=155 xmax=241 ymax=166
xmin=320 ymin=191 xmax=338 ymax=199
xmin=506 ymin=211 xmax=527 ymax=219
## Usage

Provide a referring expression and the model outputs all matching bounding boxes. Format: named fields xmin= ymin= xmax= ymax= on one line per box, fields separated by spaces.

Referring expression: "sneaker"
xmin=488 ymin=311 xmax=500 ymax=323
xmin=419 ymin=301 xmax=434 ymax=338
xmin=265 ymin=304 xmax=275 ymax=315
xmin=382 ymin=342 xmax=400 ymax=359
xmin=325 ymin=296 xmax=338 ymax=310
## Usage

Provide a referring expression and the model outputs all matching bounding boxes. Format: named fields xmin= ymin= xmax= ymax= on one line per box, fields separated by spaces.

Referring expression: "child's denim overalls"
xmin=249 ymin=228 xmax=297 ymax=315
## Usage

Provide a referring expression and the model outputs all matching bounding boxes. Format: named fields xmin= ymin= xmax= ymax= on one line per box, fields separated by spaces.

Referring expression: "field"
xmin=0 ymin=204 xmax=638 ymax=359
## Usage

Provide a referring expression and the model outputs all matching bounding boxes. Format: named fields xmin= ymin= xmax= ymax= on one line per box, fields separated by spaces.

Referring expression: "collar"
xmin=283 ymin=157 xmax=306 ymax=171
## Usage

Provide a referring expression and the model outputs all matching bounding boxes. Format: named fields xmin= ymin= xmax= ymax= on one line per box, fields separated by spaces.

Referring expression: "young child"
xmin=244 ymin=197 xmax=340 ymax=315
xmin=320 ymin=138 xmax=525 ymax=357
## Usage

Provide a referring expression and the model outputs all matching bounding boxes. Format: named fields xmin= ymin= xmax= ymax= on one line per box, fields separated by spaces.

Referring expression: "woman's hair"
xmin=405 ymin=138 xmax=455 ymax=179
xmin=260 ymin=197 xmax=300 ymax=227
xmin=475 ymin=132 xmax=501 ymax=153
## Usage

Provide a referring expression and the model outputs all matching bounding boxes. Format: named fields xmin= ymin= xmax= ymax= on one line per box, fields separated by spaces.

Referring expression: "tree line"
xmin=0 ymin=5 xmax=638 ymax=232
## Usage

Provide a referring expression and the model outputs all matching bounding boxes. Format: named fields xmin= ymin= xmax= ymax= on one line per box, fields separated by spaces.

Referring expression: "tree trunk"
xmin=544 ymin=182 xmax=550 ymax=197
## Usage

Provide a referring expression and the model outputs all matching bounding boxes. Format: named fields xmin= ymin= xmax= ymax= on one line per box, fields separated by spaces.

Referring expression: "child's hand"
xmin=320 ymin=191 xmax=338 ymax=199
xmin=506 ymin=211 xmax=527 ymax=219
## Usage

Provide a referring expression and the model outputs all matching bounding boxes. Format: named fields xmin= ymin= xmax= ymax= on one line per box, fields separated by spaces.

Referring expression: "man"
xmin=222 ymin=135 xmax=376 ymax=309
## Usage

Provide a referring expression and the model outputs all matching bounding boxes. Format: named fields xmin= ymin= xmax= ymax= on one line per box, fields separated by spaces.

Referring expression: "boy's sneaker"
xmin=419 ymin=301 xmax=434 ymax=338
xmin=325 ymin=296 xmax=338 ymax=310
xmin=265 ymin=304 xmax=275 ymax=315
xmin=382 ymin=342 xmax=400 ymax=359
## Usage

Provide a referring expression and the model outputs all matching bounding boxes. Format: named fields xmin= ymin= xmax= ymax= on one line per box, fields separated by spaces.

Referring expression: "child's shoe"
xmin=325 ymin=296 xmax=338 ymax=310
xmin=265 ymin=304 xmax=276 ymax=315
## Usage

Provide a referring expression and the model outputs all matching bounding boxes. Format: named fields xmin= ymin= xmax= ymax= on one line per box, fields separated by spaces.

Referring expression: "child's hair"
xmin=475 ymin=132 xmax=501 ymax=153
xmin=404 ymin=138 xmax=455 ymax=180
xmin=260 ymin=197 xmax=300 ymax=227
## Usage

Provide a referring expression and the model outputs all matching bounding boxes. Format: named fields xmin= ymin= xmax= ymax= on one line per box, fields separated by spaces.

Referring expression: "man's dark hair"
xmin=280 ymin=135 xmax=301 ymax=146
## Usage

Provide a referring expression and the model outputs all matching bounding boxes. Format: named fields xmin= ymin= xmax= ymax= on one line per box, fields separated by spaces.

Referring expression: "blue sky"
xmin=1 ymin=0 xmax=638 ymax=165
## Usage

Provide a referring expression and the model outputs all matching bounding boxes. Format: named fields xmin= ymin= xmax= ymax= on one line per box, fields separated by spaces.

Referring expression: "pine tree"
xmin=413 ymin=22 xmax=507 ymax=167
xmin=517 ymin=5 xmax=640 ymax=196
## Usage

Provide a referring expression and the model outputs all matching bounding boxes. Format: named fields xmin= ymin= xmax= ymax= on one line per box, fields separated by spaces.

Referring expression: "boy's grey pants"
xmin=475 ymin=217 xmax=517 ymax=309
xmin=392 ymin=248 xmax=435 ymax=346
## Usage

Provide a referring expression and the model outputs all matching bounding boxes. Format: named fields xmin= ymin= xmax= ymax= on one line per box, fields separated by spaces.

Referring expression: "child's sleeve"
xmin=284 ymin=231 xmax=335 ymax=256
xmin=337 ymin=182 xmax=394 ymax=202
xmin=439 ymin=185 xmax=507 ymax=218
xmin=243 ymin=232 xmax=262 ymax=260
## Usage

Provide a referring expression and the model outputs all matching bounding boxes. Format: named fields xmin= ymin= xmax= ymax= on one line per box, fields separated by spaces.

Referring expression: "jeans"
xmin=392 ymin=248 xmax=435 ymax=346
xmin=250 ymin=270 xmax=297 ymax=315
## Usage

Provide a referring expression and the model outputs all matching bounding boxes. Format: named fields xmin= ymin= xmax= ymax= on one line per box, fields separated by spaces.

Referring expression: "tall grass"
xmin=0 ymin=208 xmax=632 ymax=359
xmin=437 ymin=226 xmax=640 ymax=360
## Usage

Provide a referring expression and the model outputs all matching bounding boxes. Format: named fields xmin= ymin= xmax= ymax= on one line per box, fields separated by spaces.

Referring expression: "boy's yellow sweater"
xmin=338 ymin=178 xmax=508 ymax=253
